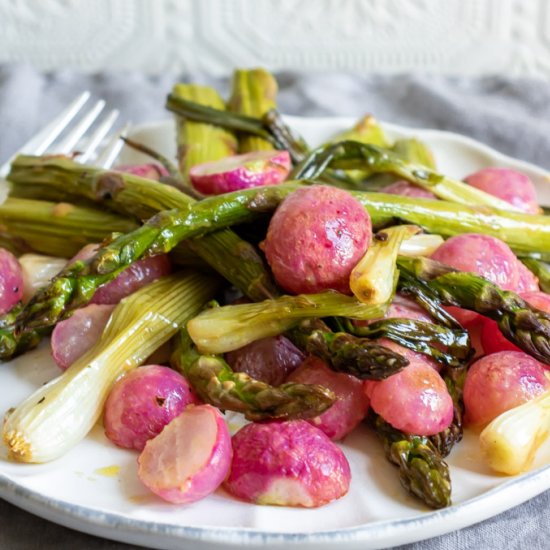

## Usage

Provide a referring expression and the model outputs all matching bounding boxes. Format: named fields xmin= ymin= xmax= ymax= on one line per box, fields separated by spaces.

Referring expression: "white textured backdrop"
xmin=1 ymin=0 xmax=550 ymax=77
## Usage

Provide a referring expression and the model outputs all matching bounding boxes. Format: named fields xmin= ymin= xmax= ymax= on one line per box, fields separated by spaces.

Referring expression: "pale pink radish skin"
xmin=515 ymin=262 xmax=539 ymax=293
xmin=263 ymin=185 xmax=372 ymax=294
xmin=378 ymin=337 xmax=441 ymax=372
xmin=225 ymin=335 xmax=305 ymax=386
xmin=382 ymin=294 xmax=434 ymax=322
xmin=116 ymin=163 xmax=170 ymax=181
xmin=189 ymin=150 xmax=291 ymax=195
xmin=481 ymin=291 xmax=550 ymax=359
xmin=104 ymin=365 xmax=200 ymax=451
xmin=51 ymin=303 xmax=115 ymax=370
xmin=287 ymin=356 xmax=370 ymax=440
xmin=365 ymin=359 xmax=453 ymax=436
xmin=463 ymin=351 xmax=550 ymax=426
xmin=138 ymin=404 xmax=232 ymax=504
xmin=431 ymin=233 xmax=521 ymax=326
xmin=69 ymin=244 xmax=172 ymax=305
xmin=431 ymin=234 xmax=520 ymax=291
xmin=381 ymin=180 xmax=437 ymax=200
xmin=225 ymin=420 xmax=350 ymax=507
xmin=0 ymin=248 xmax=23 ymax=314
xmin=464 ymin=167 xmax=540 ymax=214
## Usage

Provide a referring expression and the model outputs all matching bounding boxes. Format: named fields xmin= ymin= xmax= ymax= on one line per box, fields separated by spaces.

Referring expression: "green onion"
xmin=2 ymin=272 xmax=220 ymax=463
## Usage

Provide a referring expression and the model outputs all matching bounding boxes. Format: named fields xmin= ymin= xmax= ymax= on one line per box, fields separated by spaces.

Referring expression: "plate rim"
xmin=2 ymin=465 xmax=550 ymax=547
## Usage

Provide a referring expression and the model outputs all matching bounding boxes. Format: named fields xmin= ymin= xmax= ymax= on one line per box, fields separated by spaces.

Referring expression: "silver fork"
xmin=0 ymin=91 xmax=128 ymax=178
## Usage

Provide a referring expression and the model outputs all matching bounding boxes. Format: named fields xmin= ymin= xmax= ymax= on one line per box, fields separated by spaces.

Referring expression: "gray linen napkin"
xmin=0 ymin=64 xmax=549 ymax=550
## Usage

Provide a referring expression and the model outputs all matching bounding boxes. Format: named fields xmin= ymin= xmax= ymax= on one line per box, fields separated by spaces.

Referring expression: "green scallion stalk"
xmin=350 ymin=225 xmax=420 ymax=305
xmin=2 ymin=272 xmax=220 ymax=463
xmin=187 ymin=291 xmax=388 ymax=354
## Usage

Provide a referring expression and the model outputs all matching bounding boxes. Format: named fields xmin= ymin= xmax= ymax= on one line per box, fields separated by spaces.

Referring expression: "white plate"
xmin=2 ymin=117 xmax=550 ymax=550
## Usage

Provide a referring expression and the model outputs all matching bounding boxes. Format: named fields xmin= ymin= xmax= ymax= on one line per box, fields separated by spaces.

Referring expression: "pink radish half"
xmin=288 ymin=356 xmax=370 ymax=440
xmin=51 ymin=303 xmax=115 ymax=370
xmin=104 ymin=365 xmax=200 ymax=451
xmin=189 ymin=150 xmax=291 ymax=195
xmin=138 ymin=404 xmax=232 ymax=504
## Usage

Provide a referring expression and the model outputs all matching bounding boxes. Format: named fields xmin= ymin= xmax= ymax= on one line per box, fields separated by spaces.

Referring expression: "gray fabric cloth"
xmin=2 ymin=65 xmax=550 ymax=168
xmin=1 ymin=64 xmax=550 ymax=549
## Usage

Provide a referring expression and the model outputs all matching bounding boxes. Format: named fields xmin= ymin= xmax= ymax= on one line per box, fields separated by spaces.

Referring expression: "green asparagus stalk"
xmin=8 ymin=181 xmax=550 ymax=352
xmin=369 ymin=412 xmax=452 ymax=509
xmin=0 ymin=303 xmax=44 ymax=360
xmin=287 ymin=319 xmax=408 ymax=380
xmin=354 ymin=191 xmax=550 ymax=259
xmin=520 ymin=259 xmax=550 ymax=294
xmin=166 ymin=94 xmax=309 ymax=163
xmin=187 ymin=291 xmax=388 ymax=355
xmin=9 ymin=185 xmax=299 ymax=346
xmin=350 ymin=225 xmax=420 ymax=305
xmin=3 ymin=272 xmax=220 ymax=462
xmin=0 ymin=197 xmax=138 ymax=258
xmin=330 ymin=115 xmax=390 ymax=184
xmin=8 ymin=154 xmax=190 ymax=220
xmin=398 ymin=256 xmax=550 ymax=364
xmin=171 ymin=84 xmax=237 ymax=181
xmin=341 ymin=317 xmax=472 ymax=369
xmin=292 ymin=140 xmax=519 ymax=210
xmin=171 ymin=330 xmax=335 ymax=421
xmin=363 ymin=136 xmax=439 ymax=190
xmin=228 ymin=68 xmax=278 ymax=152
xmin=429 ymin=364 xmax=467 ymax=457
xmin=8 ymin=155 xmax=278 ymax=301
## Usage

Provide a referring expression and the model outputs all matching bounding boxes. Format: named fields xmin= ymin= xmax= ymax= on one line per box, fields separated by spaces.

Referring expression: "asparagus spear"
xmin=19 ymin=159 xmax=548 ymax=261
xmin=0 ymin=303 xmax=44 ymax=359
xmin=341 ymin=317 xmax=472 ymax=369
xmin=171 ymin=84 xmax=237 ymax=181
xmin=355 ymin=191 xmax=550 ymax=259
xmin=363 ymin=136 xmax=439 ymax=191
xmin=429 ymin=364 xmax=467 ymax=457
xmin=166 ymin=94 xmax=309 ymax=163
xmin=369 ymin=412 xmax=452 ymax=509
xmin=171 ymin=330 xmax=335 ymax=422
xmin=330 ymin=115 xmax=390 ymax=184
xmin=287 ymin=319 xmax=408 ymax=380
xmin=228 ymin=68 xmax=278 ymax=152
xmin=8 ymin=182 xmax=550 ymax=352
xmin=8 ymin=154 xmax=190 ymax=220
xmin=0 ymin=197 xmax=138 ymax=258
xmin=398 ymin=256 xmax=550 ymax=364
xmin=292 ymin=140 xmax=519 ymax=210
xmin=8 ymin=155 xmax=278 ymax=301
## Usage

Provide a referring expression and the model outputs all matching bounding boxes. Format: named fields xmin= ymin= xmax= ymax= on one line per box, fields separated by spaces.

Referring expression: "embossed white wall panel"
xmin=0 ymin=0 xmax=549 ymax=78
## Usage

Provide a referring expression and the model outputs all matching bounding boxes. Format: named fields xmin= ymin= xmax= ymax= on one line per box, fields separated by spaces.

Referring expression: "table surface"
xmin=2 ymin=65 xmax=550 ymax=549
